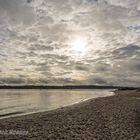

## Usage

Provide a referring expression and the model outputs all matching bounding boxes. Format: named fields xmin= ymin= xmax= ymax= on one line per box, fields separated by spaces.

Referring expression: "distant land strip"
xmin=0 ymin=85 xmax=139 ymax=90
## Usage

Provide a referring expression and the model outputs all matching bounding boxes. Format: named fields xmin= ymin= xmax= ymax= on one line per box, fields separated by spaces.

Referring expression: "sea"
xmin=0 ymin=89 xmax=114 ymax=119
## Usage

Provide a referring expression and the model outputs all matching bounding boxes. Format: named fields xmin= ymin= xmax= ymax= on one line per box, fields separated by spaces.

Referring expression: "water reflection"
xmin=0 ymin=89 xmax=114 ymax=118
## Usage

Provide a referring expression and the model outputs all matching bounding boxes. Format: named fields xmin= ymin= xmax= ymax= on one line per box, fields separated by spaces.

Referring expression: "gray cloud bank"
xmin=0 ymin=0 xmax=140 ymax=86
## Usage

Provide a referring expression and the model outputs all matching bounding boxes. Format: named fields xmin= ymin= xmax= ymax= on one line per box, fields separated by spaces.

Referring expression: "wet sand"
xmin=0 ymin=89 xmax=140 ymax=140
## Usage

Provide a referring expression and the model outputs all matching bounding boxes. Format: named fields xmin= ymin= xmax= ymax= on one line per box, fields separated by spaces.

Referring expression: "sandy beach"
xmin=0 ymin=89 xmax=140 ymax=140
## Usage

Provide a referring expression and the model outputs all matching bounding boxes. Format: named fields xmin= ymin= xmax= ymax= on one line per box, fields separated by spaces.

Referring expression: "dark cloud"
xmin=112 ymin=44 xmax=140 ymax=58
xmin=75 ymin=65 xmax=89 ymax=71
xmin=12 ymin=68 xmax=23 ymax=71
xmin=27 ymin=0 xmax=32 ymax=4
xmin=87 ymin=0 xmax=98 ymax=3
xmin=0 ymin=77 xmax=25 ymax=84
xmin=0 ymin=0 xmax=34 ymax=24
xmin=135 ymin=63 xmax=140 ymax=69
xmin=94 ymin=63 xmax=111 ymax=72
xmin=29 ymin=43 xmax=54 ymax=52
xmin=26 ymin=78 xmax=49 ymax=85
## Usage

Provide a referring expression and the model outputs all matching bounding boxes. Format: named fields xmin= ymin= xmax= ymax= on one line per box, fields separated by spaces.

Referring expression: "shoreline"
xmin=0 ymin=97 xmax=95 ymax=120
xmin=0 ymin=89 xmax=140 ymax=139
xmin=0 ymin=89 xmax=114 ymax=120
xmin=0 ymin=94 xmax=113 ymax=120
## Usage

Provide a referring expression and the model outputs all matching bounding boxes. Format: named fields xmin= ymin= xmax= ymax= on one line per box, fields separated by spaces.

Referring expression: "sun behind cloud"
xmin=71 ymin=38 xmax=87 ymax=55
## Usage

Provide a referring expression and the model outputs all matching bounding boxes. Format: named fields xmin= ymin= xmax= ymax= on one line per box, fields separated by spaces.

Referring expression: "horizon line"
xmin=0 ymin=85 xmax=139 ymax=89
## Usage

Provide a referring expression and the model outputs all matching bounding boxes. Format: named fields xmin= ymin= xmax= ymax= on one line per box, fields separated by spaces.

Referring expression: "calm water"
xmin=0 ymin=89 xmax=114 ymax=119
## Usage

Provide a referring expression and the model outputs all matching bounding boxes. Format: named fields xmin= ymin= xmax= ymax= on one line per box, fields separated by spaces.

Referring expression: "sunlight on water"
xmin=0 ymin=89 xmax=114 ymax=119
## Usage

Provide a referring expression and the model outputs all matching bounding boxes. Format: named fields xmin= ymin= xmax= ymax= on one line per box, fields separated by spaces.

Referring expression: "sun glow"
xmin=71 ymin=39 xmax=87 ymax=55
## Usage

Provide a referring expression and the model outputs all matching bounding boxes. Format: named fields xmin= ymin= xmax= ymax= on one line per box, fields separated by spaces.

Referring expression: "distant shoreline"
xmin=0 ymin=85 xmax=139 ymax=90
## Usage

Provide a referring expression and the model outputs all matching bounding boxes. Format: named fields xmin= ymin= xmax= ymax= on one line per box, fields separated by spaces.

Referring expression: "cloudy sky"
xmin=0 ymin=0 xmax=140 ymax=86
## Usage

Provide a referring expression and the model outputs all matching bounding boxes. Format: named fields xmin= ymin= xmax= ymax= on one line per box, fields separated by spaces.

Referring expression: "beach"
xmin=0 ymin=89 xmax=140 ymax=140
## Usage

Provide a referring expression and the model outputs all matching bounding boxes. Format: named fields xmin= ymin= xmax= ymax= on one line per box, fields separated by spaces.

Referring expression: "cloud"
xmin=0 ymin=0 xmax=35 ymax=25
xmin=75 ymin=65 xmax=89 ymax=71
xmin=0 ymin=0 xmax=140 ymax=86
xmin=0 ymin=77 xmax=25 ymax=85
xmin=89 ymin=77 xmax=109 ymax=85
xmin=112 ymin=44 xmax=140 ymax=58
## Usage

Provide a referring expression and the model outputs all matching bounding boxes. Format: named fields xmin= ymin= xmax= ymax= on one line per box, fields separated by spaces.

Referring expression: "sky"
xmin=0 ymin=0 xmax=140 ymax=86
